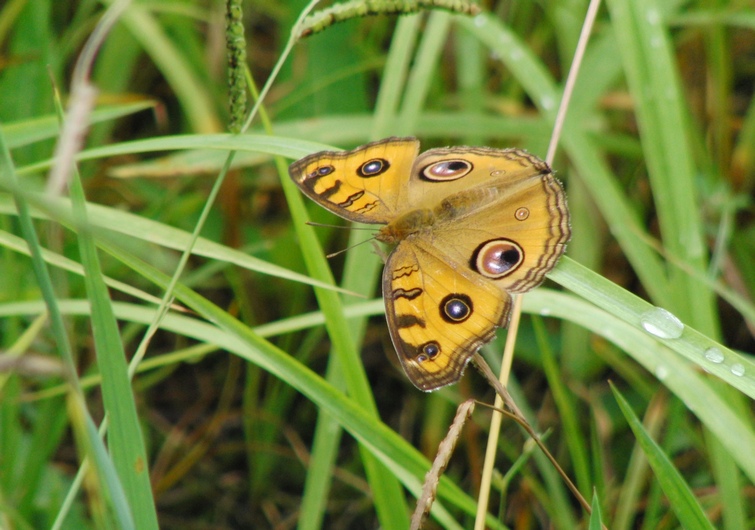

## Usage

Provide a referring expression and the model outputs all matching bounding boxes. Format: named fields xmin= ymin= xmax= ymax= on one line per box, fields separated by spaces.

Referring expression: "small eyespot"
xmin=473 ymin=239 xmax=524 ymax=279
xmin=358 ymin=158 xmax=389 ymax=177
xmin=490 ymin=170 xmax=504 ymax=177
xmin=440 ymin=294 xmax=473 ymax=323
xmin=416 ymin=341 xmax=441 ymax=362
xmin=515 ymin=207 xmax=530 ymax=221
xmin=307 ymin=165 xmax=334 ymax=179
xmin=422 ymin=159 xmax=473 ymax=181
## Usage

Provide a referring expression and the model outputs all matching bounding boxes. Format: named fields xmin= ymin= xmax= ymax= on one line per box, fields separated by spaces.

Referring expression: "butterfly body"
xmin=289 ymin=137 xmax=570 ymax=391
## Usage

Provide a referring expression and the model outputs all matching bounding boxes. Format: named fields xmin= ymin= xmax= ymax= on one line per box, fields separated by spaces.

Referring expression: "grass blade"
xmin=611 ymin=384 xmax=716 ymax=530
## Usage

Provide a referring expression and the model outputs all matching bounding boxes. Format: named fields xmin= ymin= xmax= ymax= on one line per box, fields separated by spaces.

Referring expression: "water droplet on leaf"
xmin=640 ymin=308 xmax=684 ymax=339
xmin=704 ymin=347 xmax=724 ymax=364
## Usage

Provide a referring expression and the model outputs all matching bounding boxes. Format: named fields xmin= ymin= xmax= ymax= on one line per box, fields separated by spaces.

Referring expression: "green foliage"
xmin=0 ymin=0 xmax=753 ymax=528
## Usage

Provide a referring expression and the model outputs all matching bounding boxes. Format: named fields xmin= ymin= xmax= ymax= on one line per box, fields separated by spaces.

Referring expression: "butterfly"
xmin=289 ymin=137 xmax=570 ymax=391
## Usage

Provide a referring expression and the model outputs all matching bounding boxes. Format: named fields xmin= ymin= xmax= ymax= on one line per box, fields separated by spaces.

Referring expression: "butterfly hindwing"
xmin=416 ymin=151 xmax=569 ymax=294
xmin=382 ymin=241 xmax=512 ymax=391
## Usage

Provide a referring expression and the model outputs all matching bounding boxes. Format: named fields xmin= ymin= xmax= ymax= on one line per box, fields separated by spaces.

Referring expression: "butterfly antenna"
xmin=325 ymin=235 xmax=378 ymax=259
xmin=305 ymin=220 xmax=374 ymax=231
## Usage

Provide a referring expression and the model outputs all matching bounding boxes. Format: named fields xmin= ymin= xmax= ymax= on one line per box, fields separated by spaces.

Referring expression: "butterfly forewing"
xmin=405 ymin=147 xmax=550 ymax=209
xmin=288 ymin=137 xmax=419 ymax=224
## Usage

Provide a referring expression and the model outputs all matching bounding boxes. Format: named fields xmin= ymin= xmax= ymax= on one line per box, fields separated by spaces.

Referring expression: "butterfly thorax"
xmin=377 ymin=189 xmax=493 ymax=244
xmin=377 ymin=208 xmax=435 ymax=244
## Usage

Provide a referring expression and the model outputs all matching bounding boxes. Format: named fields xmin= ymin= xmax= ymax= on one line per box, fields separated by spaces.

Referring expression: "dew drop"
xmin=704 ymin=347 xmax=724 ymax=364
xmin=474 ymin=14 xmax=487 ymax=27
xmin=655 ymin=365 xmax=669 ymax=381
xmin=540 ymin=308 xmax=551 ymax=317
xmin=640 ymin=308 xmax=684 ymax=339
xmin=731 ymin=363 xmax=745 ymax=377
xmin=646 ymin=9 xmax=660 ymax=24
xmin=510 ymin=49 xmax=523 ymax=61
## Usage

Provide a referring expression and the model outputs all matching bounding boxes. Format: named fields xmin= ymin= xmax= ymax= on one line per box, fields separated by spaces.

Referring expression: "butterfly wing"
xmin=288 ymin=137 xmax=419 ymax=224
xmin=406 ymin=146 xmax=570 ymax=293
xmin=290 ymin=139 xmax=570 ymax=392
xmin=405 ymin=146 xmax=550 ymax=204
xmin=383 ymin=240 xmax=512 ymax=391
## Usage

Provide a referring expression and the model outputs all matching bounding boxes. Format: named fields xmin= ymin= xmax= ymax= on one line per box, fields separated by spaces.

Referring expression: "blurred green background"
xmin=0 ymin=0 xmax=753 ymax=529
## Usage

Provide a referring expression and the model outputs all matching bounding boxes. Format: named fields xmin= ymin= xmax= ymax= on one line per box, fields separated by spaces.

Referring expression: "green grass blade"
xmin=551 ymin=258 xmax=755 ymax=401
xmin=1 ymin=101 xmax=156 ymax=149
xmin=69 ymin=157 xmax=158 ymax=528
xmin=371 ymin=14 xmax=421 ymax=136
xmin=0 ymin=228 xmax=166 ymax=305
xmin=589 ymin=489 xmax=603 ymax=530
xmin=611 ymin=384 xmax=716 ymax=530
xmin=604 ymin=0 xmax=717 ymax=332
xmin=399 ymin=11 xmax=451 ymax=132
xmin=278 ymin=153 xmax=410 ymax=526
xmin=612 ymin=400 xmax=663 ymax=530
xmin=524 ymin=288 xmax=755 ymax=485
xmin=297 ymin=380 xmax=344 ymax=530
xmin=455 ymin=13 xmax=673 ymax=309
xmin=535 ymin=316 xmax=592 ymax=496
xmin=0 ymin=111 xmax=134 ymax=530
xmin=0 ymin=191 xmax=346 ymax=295
xmin=115 ymin=2 xmax=219 ymax=132
xmin=706 ymin=429 xmax=748 ymax=530
xmin=88 ymin=244 xmax=505 ymax=528
xmin=301 ymin=14 xmax=429 ymax=528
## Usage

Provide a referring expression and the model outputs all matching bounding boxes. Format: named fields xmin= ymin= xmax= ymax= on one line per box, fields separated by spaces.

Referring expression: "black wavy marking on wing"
xmin=337 ymin=190 xmax=364 ymax=208
xmin=316 ymin=179 xmax=341 ymax=200
xmin=393 ymin=287 xmax=422 ymax=300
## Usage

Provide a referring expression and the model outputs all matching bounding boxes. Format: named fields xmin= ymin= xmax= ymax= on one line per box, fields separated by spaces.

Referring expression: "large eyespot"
xmin=421 ymin=159 xmax=473 ymax=181
xmin=440 ymin=293 xmax=473 ymax=323
xmin=358 ymin=158 xmax=390 ymax=177
xmin=472 ymin=239 xmax=524 ymax=279
xmin=416 ymin=341 xmax=441 ymax=363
